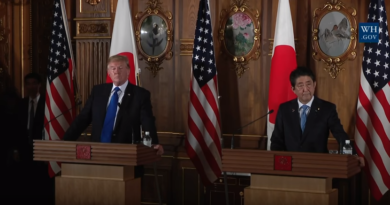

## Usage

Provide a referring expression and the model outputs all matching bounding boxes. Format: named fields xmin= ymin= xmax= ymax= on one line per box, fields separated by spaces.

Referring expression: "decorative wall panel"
xmin=76 ymin=40 xmax=110 ymax=105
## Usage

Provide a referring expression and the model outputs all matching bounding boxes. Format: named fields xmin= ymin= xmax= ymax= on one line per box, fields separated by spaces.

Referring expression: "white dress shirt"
xmin=297 ymin=96 xmax=314 ymax=118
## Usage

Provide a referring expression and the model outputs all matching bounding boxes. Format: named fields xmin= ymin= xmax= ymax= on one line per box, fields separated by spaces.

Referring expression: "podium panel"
xmin=245 ymin=187 xmax=338 ymax=205
xmin=56 ymin=171 xmax=140 ymax=205
xmin=244 ymin=174 xmax=337 ymax=205
xmin=33 ymin=140 xmax=160 ymax=205
xmin=221 ymin=149 xmax=361 ymax=205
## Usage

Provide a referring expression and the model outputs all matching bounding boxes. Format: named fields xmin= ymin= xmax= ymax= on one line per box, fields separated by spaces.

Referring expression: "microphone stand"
xmin=41 ymin=101 xmax=82 ymax=140
xmin=223 ymin=110 xmax=274 ymax=205
xmin=230 ymin=110 xmax=274 ymax=149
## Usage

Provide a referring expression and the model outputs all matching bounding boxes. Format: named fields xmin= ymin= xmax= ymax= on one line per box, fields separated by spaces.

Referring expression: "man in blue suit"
xmin=270 ymin=67 xmax=348 ymax=153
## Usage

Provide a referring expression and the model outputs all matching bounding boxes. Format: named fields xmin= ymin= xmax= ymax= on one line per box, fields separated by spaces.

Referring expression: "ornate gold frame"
xmin=86 ymin=0 xmax=101 ymax=6
xmin=312 ymin=0 xmax=357 ymax=79
xmin=218 ymin=0 xmax=260 ymax=78
xmin=135 ymin=0 xmax=173 ymax=77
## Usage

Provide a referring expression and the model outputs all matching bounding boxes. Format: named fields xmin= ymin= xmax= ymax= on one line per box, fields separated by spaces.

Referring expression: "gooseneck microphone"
xmin=230 ymin=109 xmax=274 ymax=149
xmin=41 ymin=101 xmax=82 ymax=140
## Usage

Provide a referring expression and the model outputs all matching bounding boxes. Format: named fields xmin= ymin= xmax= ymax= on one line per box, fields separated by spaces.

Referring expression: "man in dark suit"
xmin=63 ymin=55 xmax=164 ymax=154
xmin=15 ymin=73 xmax=54 ymax=204
xmin=18 ymin=73 xmax=46 ymax=159
xmin=270 ymin=67 xmax=348 ymax=153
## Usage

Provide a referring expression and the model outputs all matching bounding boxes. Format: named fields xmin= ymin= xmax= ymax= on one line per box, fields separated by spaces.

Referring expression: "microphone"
xmin=230 ymin=109 xmax=274 ymax=149
xmin=41 ymin=101 xmax=82 ymax=140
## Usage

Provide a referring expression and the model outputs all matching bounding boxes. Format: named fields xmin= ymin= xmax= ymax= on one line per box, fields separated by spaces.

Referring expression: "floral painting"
xmin=224 ymin=12 xmax=255 ymax=56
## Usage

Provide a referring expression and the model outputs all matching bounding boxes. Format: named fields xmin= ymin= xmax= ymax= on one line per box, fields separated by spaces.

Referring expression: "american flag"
xmin=355 ymin=0 xmax=390 ymax=200
xmin=44 ymin=0 xmax=76 ymax=177
xmin=186 ymin=0 xmax=222 ymax=185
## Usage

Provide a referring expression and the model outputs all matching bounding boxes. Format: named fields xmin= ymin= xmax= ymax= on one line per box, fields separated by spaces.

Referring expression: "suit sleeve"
xmin=140 ymin=90 xmax=159 ymax=144
xmin=63 ymin=87 xmax=94 ymax=141
xmin=328 ymin=104 xmax=349 ymax=148
xmin=270 ymin=105 xmax=286 ymax=151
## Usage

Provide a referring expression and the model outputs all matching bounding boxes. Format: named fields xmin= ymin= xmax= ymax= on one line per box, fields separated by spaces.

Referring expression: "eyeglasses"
xmin=295 ymin=83 xmax=313 ymax=90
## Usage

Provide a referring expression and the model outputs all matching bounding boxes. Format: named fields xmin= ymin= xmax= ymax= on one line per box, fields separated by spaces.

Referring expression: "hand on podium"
xmin=357 ymin=156 xmax=365 ymax=167
xmin=153 ymin=144 xmax=164 ymax=155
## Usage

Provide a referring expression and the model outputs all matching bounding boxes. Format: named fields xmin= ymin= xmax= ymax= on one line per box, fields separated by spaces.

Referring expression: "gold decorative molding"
xmin=74 ymin=36 xmax=111 ymax=39
xmin=74 ymin=17 xmax=111 ymax=21
xmin=145 ymin=0 xmax=162 ymax=12
xmin=135 ymin=0 xmax=174 ymax=77
xmin=85 ymin=0 xmax=101 ymax=6
xmin=219 ymin=0 xmax=261 ymax=78
xmin=79 ymin=0 xmax=107 ymax=14
xmin=79 ymin=23 xmax=108 ymax=34
xmin=179 ymin=39 xmax=194 ymax=56
xmin=312 ymin=0 xmax=357 ymax=79
xmin=179 ymin=44 xmax=193 ymax=52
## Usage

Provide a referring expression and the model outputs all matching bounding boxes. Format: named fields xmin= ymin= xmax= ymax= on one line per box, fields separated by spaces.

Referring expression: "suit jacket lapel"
xmin=114 ymin=83 xmax=134 ymax=129
xmin=99 ymin=84 xmax=113 ymax=119
xmin=288 ymin=100 xmax=302 ymax=142
xmin=302 ymin=97 xmax=320 ymax=141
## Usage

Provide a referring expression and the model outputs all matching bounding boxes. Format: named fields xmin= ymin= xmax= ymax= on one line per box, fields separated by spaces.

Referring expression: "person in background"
xmin=15 ymin=73 xmax=54 ymax=204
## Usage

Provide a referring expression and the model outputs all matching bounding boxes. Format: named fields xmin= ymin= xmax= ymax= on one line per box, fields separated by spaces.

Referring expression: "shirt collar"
xmin=298 ymin=96 xmax=314 ymax=109
xmin=111 ymin=80 xmax=128 ymax=92
xmin=29 ymin=94 xmax=40 ymax=102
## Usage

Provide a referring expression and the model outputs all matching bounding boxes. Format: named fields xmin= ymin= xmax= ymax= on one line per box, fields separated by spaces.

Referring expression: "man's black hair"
xmin=24 ymin=72 xmax=42 ymax=84
xmin=289 ymin=67 xmax=316 ymax=87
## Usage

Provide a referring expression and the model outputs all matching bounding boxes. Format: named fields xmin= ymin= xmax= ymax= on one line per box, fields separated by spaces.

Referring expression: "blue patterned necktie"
xmin=101 ymin=87 xmax=120 ymax=142
xmin=300 ymin=105 xmax=309 ymax=132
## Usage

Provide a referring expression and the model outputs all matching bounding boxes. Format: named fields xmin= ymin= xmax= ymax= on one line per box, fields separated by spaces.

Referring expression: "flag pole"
xmin=60 ymin=0 xmax=81 ymax=112
xmin=207 ymin=0 xmax=229 ymax=204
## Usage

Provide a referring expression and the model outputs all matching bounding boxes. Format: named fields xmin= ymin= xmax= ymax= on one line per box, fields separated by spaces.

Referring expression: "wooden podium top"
xmin=33 ymin=140 xmax=160 ymax=166
xmin=222 ymin=149 xmax=361 ymax=179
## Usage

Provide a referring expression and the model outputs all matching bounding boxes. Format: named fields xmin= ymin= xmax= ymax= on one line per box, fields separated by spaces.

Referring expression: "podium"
xmin=33 ymin=140 xmax=160 ymax=205
xmin=222 ymin=149 xmax=361 ymax=205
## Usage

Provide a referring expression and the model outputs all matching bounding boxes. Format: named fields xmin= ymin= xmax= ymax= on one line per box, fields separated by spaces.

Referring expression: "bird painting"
xmin=319 ymin=17 xmax=351 ymax=57
xmin=321 ymin=18 xmax=350 ymax=43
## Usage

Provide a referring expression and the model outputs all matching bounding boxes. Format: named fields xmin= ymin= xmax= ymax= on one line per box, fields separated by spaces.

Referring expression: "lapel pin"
xmin=292 ymin=109 xmax=295 ymax=112
xmin=127 ymin=94 xmax=130 ymax=96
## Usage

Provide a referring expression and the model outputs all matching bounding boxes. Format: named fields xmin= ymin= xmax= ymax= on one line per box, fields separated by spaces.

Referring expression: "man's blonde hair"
xmin=107 ymin=55 xmax=130 ymax=69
